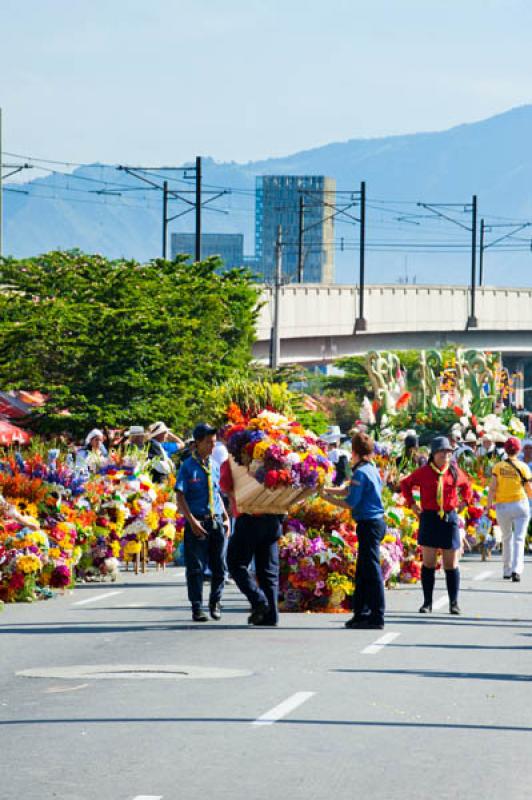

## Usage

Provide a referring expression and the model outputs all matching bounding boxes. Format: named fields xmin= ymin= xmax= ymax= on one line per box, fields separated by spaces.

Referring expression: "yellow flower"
xmin=110 ymin=541 xmax=121 ymax=558
xmin=146 ymin=511 xmax=159 ymax=531
xmin=253 ymin=440 xmax=272 ymax=460
xmin=160 ymin=523 xmax=176 ymax=541
xmin=123 ymin=541 xmax=142 ymax=558
xmin=16 ymin=554 xmax=42 ymax=574
xmin=48 ymin=547 xmax=61 ymax=559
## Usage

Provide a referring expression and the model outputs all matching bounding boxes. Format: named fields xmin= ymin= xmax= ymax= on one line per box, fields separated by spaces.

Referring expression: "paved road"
xmin=1 ymin=555 xmax=531 ymax=800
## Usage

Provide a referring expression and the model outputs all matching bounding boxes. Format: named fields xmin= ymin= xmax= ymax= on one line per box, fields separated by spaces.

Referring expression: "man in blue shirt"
xmin=176 ymin=423 xmax=230 ymax=622
xmin=323 ymin=432 xmax=386 ymax=630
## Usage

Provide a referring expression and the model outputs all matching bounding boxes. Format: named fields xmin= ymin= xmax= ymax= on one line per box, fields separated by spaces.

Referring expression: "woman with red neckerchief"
xmin=401 ymin=436 xmax=472 ymax=615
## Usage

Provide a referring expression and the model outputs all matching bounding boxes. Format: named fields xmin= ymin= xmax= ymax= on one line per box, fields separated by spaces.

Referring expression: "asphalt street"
xmin=1 ymin=555 xmax=531 ymax=800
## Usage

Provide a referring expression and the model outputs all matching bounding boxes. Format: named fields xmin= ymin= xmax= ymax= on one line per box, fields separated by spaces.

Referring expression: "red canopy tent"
xmin=0 ymin=420 xmax=32 ymax=446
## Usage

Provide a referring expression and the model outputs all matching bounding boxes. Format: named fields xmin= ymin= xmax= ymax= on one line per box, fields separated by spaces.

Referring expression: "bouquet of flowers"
xmin=224 ymin=407 xmax=334 ymax=513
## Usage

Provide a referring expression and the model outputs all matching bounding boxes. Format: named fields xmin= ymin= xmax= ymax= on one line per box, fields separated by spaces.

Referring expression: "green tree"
xmin=0 ymin=251 xmax=260 ymax=436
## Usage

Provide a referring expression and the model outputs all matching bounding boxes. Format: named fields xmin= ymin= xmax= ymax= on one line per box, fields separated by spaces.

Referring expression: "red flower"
xmin=453 ymin=405 xmax=464 ymax=417
xmin=264 ymin=470 xmax=279 ymax=489
xmin=395 ymin=392 xmax=411 ymax=410
xmin=9 ymin=573 xmax=25 ymax=591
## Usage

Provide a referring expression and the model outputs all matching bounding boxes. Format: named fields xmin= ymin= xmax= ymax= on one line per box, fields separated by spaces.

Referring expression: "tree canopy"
xmin=0 ymin=251 xmax=260 ymax=435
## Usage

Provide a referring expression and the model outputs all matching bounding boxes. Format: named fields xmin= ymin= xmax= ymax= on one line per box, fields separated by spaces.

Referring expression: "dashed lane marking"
xmin=361 ymin=631 xmax=400 ymax=655
xmin=72 ymin=591 xmax=124 ymax=606
xmin=252 ymin=692 xmax=315 ymax=726
xmin=132 ymin=796 xmax=163 ymax=799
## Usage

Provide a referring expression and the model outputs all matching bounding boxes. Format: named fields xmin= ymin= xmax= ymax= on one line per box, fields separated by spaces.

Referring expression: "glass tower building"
xmin=255 ymin=175 xmax=336 ymax=283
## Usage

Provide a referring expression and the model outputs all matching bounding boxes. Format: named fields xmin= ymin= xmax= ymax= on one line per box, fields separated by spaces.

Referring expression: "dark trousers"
xmin=353 ymin=517 xmax=386 ymax=625
xmin=184 ymin=517 xmax=226 ymax=610
xmin=227 ymin=514 xmax=282 ymax=624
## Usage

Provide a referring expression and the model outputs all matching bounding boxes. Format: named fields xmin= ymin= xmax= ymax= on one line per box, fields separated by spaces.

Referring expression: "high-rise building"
xmin=171 ymin=232 xmax=244 ymax=269
xmin=255 ymin=175 xmax=336 ymax=283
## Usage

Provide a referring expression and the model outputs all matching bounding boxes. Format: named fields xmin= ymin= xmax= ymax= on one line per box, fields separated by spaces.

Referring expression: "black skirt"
xmin=418 ymin=510 xmax=461 ymax=550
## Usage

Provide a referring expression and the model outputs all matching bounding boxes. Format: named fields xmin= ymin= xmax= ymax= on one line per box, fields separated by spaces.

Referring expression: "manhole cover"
xmin=16 ymin=664 xmax=253 ymax=681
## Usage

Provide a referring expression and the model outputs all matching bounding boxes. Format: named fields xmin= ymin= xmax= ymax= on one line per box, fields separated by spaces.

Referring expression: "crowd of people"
xmin=14 ymin=417 xmax=529 ymax=629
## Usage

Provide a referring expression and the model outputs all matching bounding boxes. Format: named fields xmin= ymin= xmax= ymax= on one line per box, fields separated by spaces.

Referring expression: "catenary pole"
xmin=468 ymin=194 xmax=478 ymax=328
xmin=297 ymin=195 xmax=304 ymax=282
xmin=195 ymin=156 xmax=202 ymax=261
xmin=355 ymin=180 xmax=367 ymax=331
xmin=162 ymin=180 xmax=168 ymax=259
xmin=271 ymin=224 xmax=282 ymax=369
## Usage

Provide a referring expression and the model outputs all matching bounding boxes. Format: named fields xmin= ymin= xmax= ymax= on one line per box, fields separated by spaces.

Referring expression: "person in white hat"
xmin=146 ymin=422 xmax=179 ymax=483
xmin=77 ymin=428 xmax=108 ymax=471
xmin=124 ymin=425 xmax=146 ymax=447
xmin=321 ymin=426 xmax=350 ymax=486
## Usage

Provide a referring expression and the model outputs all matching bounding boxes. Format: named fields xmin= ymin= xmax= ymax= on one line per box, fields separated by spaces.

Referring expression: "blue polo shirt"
xmin=345 ymin=461 xmax=384 ymax=521
xmin=176 ymin=455 xmax=224 ymax=517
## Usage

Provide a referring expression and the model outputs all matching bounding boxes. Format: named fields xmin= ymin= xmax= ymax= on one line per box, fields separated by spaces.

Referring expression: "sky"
xmin=1 ymin=0 xmax=532 ymax=167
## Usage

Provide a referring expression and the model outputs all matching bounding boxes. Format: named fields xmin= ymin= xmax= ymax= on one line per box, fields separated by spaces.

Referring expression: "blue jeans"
xmin=227 ymin=514 xmax=282 ymax=624
xmin=184 ymin=517 xmax=226 ymax=610
xmin=353 ymin=516 xmax=386 ymax=624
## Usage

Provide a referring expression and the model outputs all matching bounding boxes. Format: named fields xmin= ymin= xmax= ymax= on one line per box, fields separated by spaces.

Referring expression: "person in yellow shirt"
xmin=487 ymin=437 xmax=532 ymax=581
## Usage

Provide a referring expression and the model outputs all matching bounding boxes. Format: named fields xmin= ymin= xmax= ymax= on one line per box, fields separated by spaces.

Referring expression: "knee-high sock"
xmin=421 ymin=566 xmax=435 ymax=606
xmin=445 ymin=567 xmax=460 ymax=604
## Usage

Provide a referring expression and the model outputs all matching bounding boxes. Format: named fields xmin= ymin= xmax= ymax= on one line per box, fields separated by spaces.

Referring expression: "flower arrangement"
xmin=223 ymin=408 xmax=334 ymax=513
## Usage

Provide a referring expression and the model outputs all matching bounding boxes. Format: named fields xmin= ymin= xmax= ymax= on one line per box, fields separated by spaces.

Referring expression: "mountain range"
xmin=4 ymin=104 xmax=532 ymax=285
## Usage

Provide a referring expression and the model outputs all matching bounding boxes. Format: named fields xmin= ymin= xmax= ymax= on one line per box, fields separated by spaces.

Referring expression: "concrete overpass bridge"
xmin=252 ymin=284 xmax=532 ymax=364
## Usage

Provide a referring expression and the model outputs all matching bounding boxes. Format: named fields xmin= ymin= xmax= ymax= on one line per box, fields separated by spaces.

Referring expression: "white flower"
xmin=359 ymin=396 xmax=376 ymax=426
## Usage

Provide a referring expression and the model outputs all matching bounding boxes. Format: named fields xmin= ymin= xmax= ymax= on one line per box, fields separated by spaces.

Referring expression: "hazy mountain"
xmin=4 ymin=105 xmax=532 ymax=285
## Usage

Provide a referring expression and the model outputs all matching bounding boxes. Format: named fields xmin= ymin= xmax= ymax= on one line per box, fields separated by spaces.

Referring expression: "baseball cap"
xmin=193 ymin=422 xmax=217 ymax=441
xmin=504 ymin=436 xmax=521 ymax=456
xmin=430 ymin=436 xmax=453 ymax=454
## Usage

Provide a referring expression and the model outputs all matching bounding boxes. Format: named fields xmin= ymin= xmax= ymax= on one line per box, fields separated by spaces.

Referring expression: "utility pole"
xmin=162 ymin=180 xmax=169 ymax=259
xmin=479 ymin=218 xmax=485 ymax=287
xmin=118 ymin=159 xmax=227 ymax=261
xmin=297 ymin=195 xmax=304 ymax=282
xmin=417 ymin=196 xmax=479 ymax=330
xmin=467 ymin=194 xmax=478 ymax=329
xmin=195 ymin=155 xmax=202 ymax=262
xmin=271 ymin=224 xmax=282 ymax=370
xmin=355 ymin=180 xmax=367 ymax=331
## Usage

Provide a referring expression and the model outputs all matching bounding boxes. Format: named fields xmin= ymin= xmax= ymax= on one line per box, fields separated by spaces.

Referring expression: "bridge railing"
xmin=256 ymin=284 xmax=532 ymax=340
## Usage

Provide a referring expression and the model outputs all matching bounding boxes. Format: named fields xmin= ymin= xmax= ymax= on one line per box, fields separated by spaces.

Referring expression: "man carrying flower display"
xmin=323 ymin=432 xmax=387 ymax=630
xmin=176 ymin=423 xmax=230 ymax=622
xmin=221 ymin=460 xmax=282 ymax=627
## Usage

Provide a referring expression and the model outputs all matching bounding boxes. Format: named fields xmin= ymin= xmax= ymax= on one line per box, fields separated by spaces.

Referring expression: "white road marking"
xmin=72 ymin=591 xmax=123 ymax=606
xmin=474 ymin=570 xmax=493 ymax=581
xmin=132 ymin=796 xmax=163 ymax=800
xmin=432 ymin=594 xmax=449 ymax=610
xmin=252 ymin=692 xmax=315 ymax=726
xmin=361 ymin=631 xmax=400 ymax=655
xmin=44 ymin=683 xmax=88 ymax=694
xmin=123 ymin=603 xmax=151 ymax=608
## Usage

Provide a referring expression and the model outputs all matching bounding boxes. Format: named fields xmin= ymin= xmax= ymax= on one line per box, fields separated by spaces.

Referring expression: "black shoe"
xmin=192 ymin=608 xmax=208 ymax=622
xmin=344 ymin=615 xmax=369 ymax=629
xmin=419 ymin=603 xmax=432 ymax=613
xmin=449 ymin=602 xmax=461 ymax=615
xmin=209 ymin=602 xmax=222 ymax=621
xmin=346 ymin=617 xmax=384 ymax=630
xmin=512 ymin=572 xmax=521 ymax=582
xmin=503 ymin=574 xmax=512 ymax=580
xmin=248 ymin=601 xmax=269 ymax=625
xmin=253 ymin=617 xmax=279 ymax=627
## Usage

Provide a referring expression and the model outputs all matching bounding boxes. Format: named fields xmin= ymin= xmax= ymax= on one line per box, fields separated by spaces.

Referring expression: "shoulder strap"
xmin=506 ymin=458 xmax=529 ymax=486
